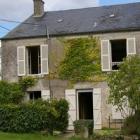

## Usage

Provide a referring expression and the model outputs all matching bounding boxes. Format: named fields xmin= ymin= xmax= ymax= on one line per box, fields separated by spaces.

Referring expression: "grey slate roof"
xmin=2 ymin=2 xmax=140 ymax=40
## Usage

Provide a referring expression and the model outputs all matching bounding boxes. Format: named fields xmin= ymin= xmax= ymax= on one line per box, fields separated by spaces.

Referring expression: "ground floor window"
xmin=29 ymin=91 xmax=41 ymax=101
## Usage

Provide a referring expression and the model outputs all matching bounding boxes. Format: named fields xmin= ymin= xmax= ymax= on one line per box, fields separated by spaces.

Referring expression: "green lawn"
xmin=0 ymin=132 xmax=62 ymax=140
xmin=0 ymin=132 xmax=82 ymax=140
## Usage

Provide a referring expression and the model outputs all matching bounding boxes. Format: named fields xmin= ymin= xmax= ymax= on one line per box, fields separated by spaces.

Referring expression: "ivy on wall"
xmin=58 ymin=37 xmax=106 ymax=82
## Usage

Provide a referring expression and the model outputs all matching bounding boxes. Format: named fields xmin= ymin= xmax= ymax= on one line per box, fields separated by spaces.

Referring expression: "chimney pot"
xmin=33 ymin=0 xmax=45 ymax=17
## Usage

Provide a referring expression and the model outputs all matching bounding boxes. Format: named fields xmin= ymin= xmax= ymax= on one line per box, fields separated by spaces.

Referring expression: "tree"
xmin=108 ymin=55 xmax=140 ymax=114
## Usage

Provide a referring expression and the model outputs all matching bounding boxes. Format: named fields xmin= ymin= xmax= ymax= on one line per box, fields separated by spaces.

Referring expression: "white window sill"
xmin=26 ymin=73 xmax=48 ymax=78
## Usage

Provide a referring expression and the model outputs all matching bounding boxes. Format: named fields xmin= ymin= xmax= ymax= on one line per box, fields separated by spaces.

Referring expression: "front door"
xmin=77 ymin=90 xmax=93 ymax=120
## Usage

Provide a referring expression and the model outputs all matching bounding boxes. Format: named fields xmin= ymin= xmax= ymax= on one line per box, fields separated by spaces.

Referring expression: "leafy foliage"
xmin=59 ymin=38 xmax=105 ymax=82
xmin=73 ymin=120 xmax=93 ymax=136
xmin=122 ymin=110 xmax=140 ymax=136
xmin=19 ymin=76 xmax=37 ymax=91
xmin=108 ymin=55 xmax=140 ymax=112
xmin=0 ymin=81 xmax=24 ymax=104
xmin=0 ymin=99 xmax=69 ymax=134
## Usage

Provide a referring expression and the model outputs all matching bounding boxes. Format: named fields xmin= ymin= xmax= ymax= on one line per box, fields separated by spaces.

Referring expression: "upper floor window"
xmin=27 ymin=46 xmax=41 ymax=74
xmin=111 ymin=39 xmax=127 ymax=70
xmin=101 ymin=38 xmax=136 ymax=71
xmin=17 ymin=44 xmax=48 ymax=76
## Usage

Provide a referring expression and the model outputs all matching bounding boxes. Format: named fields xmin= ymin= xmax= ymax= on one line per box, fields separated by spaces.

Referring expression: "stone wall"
xmin=2 ymin=30 xmax=140 ymax=128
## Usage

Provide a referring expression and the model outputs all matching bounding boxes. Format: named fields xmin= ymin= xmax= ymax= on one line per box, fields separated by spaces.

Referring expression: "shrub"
xmin=0 ymin=99 xmax=69 ymax=134
xmin=53 ymin=99 xmax=69 ymax=132
xmin=74 ymin=120 xmax=93 ymax=136
xmin=122 ymin=110 xmax=140 ymax=136
xmin=0 ymin=81 xmax=24 ymax=104
xmin=19 ymin=76 xmax=37 ymax=91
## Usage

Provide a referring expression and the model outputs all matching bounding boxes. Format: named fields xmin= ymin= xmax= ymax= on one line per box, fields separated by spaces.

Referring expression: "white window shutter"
xmin=24 ymin=92 xmax=30 ymax=102
xmin=17 ymin=46 xmax=25 ymax=76
xmin=65 ymin=89 xmax=76 ymax=130
xmin=127 ymin=38 xmax=136 ymax=56
xmin=93 ymin=88 xmax=102 ymax=129
xmin=101 ymin=40 xmax=111 ymax=71
xmin=41 ymin=44 xmax=49 ymax=74
xmin=41 ymin=90 xmax=50 ymax=100
xmin=112 ymin=105 xmax=123 ymax=120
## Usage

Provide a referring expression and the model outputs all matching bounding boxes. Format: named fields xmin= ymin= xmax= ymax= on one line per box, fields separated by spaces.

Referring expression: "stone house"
xmin=1 ymin=0 xmax=140 ymax=130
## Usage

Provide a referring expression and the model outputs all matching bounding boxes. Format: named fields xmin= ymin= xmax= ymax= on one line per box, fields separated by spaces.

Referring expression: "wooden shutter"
xmin=127 ymin=38 xmax=136 ymax=56
xmin=93 ymin=88 xmax=102 ymax=129
xmin=41 ymin=90 xmax=50 ymax=100
xmin=65 ymin=89 xmax=76 ymax=130
xmin=24 ymin=92 xmax=30 ymax=102
xmin=112 ymin=105 xmax=123 ymax=119
xmin=101 ymin=40 xmax=111 ymax=71
xmin=17 ymin=46 xmax=25 ymax=76
xmin=41 ymin=44 xmax=49 ymax=74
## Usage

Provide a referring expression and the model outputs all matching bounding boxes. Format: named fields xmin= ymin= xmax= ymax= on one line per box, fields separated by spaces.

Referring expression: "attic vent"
xmin=109 ymin=14 xmax=115 ymax=18
xmin=57 ymin=19 xmax=64 ymax=23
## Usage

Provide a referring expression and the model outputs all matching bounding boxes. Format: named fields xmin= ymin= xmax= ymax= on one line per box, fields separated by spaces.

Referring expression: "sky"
xmin=0 ymin=0 xmax=140 ymax=38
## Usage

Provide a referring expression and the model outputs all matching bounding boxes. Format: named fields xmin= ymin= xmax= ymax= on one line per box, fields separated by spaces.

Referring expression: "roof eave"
xmin=1 ymin=27 xmax=140 ymax=41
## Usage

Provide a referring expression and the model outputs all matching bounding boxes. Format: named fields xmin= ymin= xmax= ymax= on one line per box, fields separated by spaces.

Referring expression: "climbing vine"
xmin=58 ymin=37 xmax=106 ymax=82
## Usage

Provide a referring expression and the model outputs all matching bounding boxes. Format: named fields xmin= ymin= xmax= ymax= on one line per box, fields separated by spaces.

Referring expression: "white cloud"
xmin=0 ymin=0 xmax=99 ymax=21
xmin=47 ymin=0 xmax=99 ymax=11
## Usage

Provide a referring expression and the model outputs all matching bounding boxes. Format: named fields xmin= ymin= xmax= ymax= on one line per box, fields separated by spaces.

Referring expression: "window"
xmin=29 ymin=91 xmax=41 ymax=101
xmin=111 ymin=39 xmax=127 ymax=70
xmin=27 ymin=46 xmax=41 ymax=74
xmin=17 ymin=44 xmax=48 ymax=76
xmin=101 ymin=38 xmax=136 ymax=71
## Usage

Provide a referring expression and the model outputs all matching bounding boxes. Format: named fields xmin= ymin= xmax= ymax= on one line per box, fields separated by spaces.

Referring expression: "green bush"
xmin=73 ymin=120 xmax=93 ymax=136
xmin=19 ymin=76 xmax=37 ymax=91
xmin=0 ymin=99 xmax=69 ymax=134
xmin=122 ymin=110 xmax=140 ymax=136
xmin=0 ymin=81 xmax=24 ymax=104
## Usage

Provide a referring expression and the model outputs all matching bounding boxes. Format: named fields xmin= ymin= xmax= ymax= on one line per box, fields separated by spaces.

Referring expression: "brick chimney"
xmin=33 ymin=0 xmax=45 ymax=17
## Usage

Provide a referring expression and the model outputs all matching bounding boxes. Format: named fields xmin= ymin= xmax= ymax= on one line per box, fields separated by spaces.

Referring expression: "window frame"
xmin=101 ymin=37 xmax=136 ymax=72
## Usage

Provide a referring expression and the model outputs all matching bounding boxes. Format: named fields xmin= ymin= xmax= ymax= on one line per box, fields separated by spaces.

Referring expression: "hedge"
xmin=0 ymin=99 xmax=69 ymax=134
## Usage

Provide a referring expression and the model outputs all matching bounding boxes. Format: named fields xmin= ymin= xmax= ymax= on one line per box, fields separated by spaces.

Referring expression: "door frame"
xmin=76 ymin=89 xmax=93 ymax=120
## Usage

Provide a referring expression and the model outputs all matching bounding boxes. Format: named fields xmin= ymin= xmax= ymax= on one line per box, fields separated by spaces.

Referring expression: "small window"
xmin=111 ymin=39 xmax=127 ymax=70
xmin=27 ymin=46 xmax=41 ymax=74
xmin=29 ymin=91 xmax=41 ymax=101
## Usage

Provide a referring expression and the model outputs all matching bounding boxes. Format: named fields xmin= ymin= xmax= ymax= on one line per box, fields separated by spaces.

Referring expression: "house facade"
xmin=1 ymin=0 xmax=140 ymax=130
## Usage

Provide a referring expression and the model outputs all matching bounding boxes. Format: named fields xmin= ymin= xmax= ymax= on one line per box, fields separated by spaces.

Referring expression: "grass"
xmin=0 ymin=129 xmax=121 ymax=140
xmin=0 ymin=132 xmax=84 ymax=140
xmin=0 ymin=132 xmax=62 ymax=140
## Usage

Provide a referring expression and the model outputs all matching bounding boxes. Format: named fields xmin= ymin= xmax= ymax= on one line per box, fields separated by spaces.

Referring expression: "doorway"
xmin=78 ymin=90 xmax=93 ymax=120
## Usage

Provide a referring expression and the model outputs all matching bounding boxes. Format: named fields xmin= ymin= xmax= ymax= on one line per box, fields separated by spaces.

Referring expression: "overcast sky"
xmin=0 ymin=0 xmax=140 ymax=37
